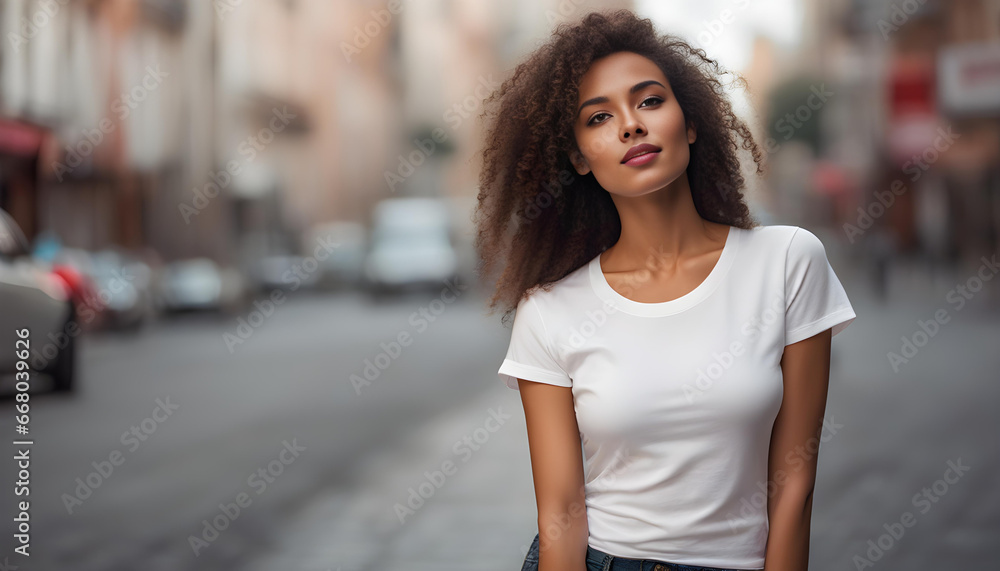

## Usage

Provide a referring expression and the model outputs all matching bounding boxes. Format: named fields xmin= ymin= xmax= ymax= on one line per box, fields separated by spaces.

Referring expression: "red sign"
xmin=889 ymin=55 xmax=936 ymax=119
xmin=0 ymin=118 xmax=46 ymax=157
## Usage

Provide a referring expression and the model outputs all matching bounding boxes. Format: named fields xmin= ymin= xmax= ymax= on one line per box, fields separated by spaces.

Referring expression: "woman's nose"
xmin=622 ymin=122 xmax=644 ymax=139
xmin=621 ymin=110 xmax=645 ymax=139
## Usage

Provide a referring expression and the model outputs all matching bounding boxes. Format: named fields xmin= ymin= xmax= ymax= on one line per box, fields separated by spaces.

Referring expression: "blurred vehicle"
xmin=363 ymin=198 xmax=458 ymax=295
xmin=50 ymin=261 xmax=99 ymax=313
xmin=33 ymin=239 xmax=102 ymax=322
xmin=0 ymin=209 xmax=77 ymax=393
xmin=250 ymin=254 xmax=322 ymax=292
xmin=48 ymin=246 xmax=156 ymax=331
xmin=155 ymin=258 xmax=245 ymax=314
xmin=87 ymin=249 xmax=154 ymax=331
xmin=303 ymin=220 xmax=366 ymax=289
xmin=445 ymin=194 xmax=481 ymax=288
xmin=47 ymin=247 xmax=106 ymax=333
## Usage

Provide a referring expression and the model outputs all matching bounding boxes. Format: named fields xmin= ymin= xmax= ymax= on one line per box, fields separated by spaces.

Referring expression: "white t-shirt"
xmin=497 ymin=224 xmax=856 ymax=569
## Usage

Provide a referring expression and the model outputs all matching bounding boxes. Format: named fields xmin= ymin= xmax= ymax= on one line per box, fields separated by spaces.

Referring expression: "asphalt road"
xmin=1 ymin=257 xmax=998 ymax=571
xmin=0 ymin=284 xmax=509 ymax=571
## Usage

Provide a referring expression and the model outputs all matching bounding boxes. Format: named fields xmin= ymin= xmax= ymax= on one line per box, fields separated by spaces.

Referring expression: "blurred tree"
xmin=410 ymin=124 xmax=457 ymax=157
xmin=766 ymin=77 xmax=830 ymax=156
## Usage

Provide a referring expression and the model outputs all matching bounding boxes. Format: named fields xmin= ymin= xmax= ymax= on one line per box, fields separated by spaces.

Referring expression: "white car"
xmin=0 ymin=209 xmax=76 ymax=393
xmin=155 ymin=257 xmax=245 ymax=314
xmin=303 ymin=220 xmax=366 ymax=289
xmin=364 ymin=198 xmax=458 ymax=294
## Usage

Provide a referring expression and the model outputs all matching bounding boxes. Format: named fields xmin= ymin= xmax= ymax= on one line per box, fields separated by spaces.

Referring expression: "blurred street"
xmin=1 ymin=254 xmax=998 ymax=570
xmin=1 ymin=0 xmax=999 ymax=569
xmin=0 ymin=286 xmax=513 ymax=570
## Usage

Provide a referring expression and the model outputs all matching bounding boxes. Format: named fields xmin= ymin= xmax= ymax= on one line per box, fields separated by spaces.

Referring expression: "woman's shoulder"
xmin=520 ymin=256 xmax=597 ymax=312
xmin=738 ymin=223 xmax=809 ymax=250
xmin=742 ymin=222 xmax=800 ymax=237
xmin=739 ymin=224 xmax=839 ymax=281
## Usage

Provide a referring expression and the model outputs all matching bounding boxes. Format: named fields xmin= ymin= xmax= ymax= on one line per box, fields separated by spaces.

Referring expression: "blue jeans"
xmin=520 ymin=532 xmax=753 ymax=571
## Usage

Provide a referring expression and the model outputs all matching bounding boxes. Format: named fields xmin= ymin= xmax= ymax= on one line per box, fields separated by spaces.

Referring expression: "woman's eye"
xmin=588 ymin=112 xmax=610 ymax=125
xmin=587 ymin=97 xmax=663 ymax=125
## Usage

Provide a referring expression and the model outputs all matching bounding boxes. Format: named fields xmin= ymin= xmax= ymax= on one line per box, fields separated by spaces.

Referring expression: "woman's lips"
xmin=622 ymin=150 xmax=660 ymax=166
xmin=621 ymin=143 xmax=662 ymax=165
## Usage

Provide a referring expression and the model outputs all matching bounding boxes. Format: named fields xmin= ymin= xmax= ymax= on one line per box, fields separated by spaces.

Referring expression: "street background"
xmin=0 ymin=0 xmax=998 ymax=570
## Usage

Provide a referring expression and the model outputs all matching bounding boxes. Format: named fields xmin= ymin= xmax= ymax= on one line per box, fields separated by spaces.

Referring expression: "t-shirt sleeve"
xmin=784 ymin=227 xmax=857 ymax=346
xmin=497 ymin=295 xmax=573 ymax=391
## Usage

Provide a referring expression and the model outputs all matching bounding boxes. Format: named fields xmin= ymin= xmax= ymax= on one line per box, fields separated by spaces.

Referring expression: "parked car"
xmin=0 ymin=209 xmax=76 ymax=393
xmin=87 ymin=249 xmax=154 ymax=331
xmin=363 ymin=198 xmax=458 ymax=295
xmin=155 ymin=257 xmax=245 ymax=314
xmin=50 ymin=260 xmax=100 ymax=318
xmin=47 ymin=246 xmax=156 ymax=332
xmin=249 ymin=254 xmax=322 ymax=292
xmin=46 ymin=247 xmax=108 ymax=332
xmin=303 ymin=220 xmax=366 ymax=289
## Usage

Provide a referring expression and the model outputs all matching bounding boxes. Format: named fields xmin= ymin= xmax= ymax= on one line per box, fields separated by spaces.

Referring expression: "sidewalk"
xmin=242 ymin=381 xmax=537 ymax=571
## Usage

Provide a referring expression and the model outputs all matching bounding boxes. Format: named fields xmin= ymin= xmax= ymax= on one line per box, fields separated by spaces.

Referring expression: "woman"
xmin=474 ymin=9 xmax=856 ymax=571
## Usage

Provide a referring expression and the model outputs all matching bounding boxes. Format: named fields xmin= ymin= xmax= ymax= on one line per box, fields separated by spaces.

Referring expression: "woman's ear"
xmin=569 ymin=148 xmax=591 ymax=175
xmin=687 ymin=120 xmax=697 ymax=144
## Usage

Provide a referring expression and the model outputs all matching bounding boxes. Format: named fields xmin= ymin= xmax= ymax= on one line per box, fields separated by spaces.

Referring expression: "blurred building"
xmin=1 ymin=0 xmax=218 ymax=259
xmin=781 ymin=0 xmax=1000 ymax=263
xmin=396 ymin=0 xmax=632 ymax=201
xmin=0 ymin=0 xmax=387 ymax=266
xmin=1 ymin=0 xmax=634 ymax=270
xmin=394 ymin=0 xmax=632 ymax=273
xmin=212 ymin=0 xmax=389 ymax=266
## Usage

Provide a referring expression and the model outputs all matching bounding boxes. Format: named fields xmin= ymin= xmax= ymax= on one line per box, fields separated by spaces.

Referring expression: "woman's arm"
xmin=518 ymin=378 xmax=589 ymax=571
xmin=764 ymin=328 xmax=833 ymax=571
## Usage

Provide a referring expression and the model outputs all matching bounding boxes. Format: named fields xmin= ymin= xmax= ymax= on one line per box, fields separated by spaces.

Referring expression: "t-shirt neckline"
xmin=588 ymin=225 xmax=740 ymax=317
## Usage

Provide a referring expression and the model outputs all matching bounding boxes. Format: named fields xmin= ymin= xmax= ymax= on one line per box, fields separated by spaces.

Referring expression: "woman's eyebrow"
xmin=577 ymin=79 xmax=665 ymax=117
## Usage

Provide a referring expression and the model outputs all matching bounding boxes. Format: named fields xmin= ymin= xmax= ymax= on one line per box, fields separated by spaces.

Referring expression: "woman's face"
xmin=570 ymin=51 xmax=696 ymax=197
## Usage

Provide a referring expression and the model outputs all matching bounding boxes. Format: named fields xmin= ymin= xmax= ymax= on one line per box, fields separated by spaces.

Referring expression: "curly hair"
xmin=473 ymin=9 xmax=765 ymax=324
